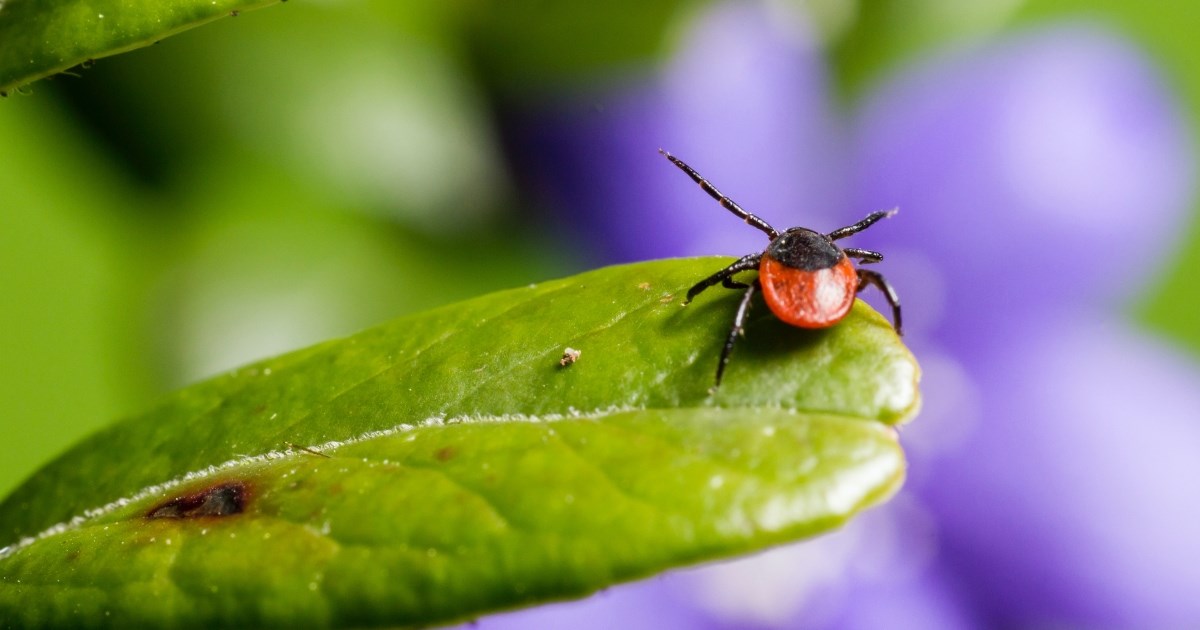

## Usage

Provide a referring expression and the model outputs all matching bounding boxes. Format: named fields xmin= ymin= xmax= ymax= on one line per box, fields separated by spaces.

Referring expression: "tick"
xmin=661 ymin=149 xmax=902 ymax=387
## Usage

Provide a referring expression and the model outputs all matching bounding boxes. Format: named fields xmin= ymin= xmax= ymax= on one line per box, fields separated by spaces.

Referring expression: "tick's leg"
xmin=843 ymin=247 xmax=883 ymax=264
xmin=857 ymin=269 xmax=902 ymax=335
xmin=828 ymin=208 xmax=898 ymax=241
xmin=722 ymin=277 xmax=750 ymax=289
xmin=685 ymin=253 xmax=761 ymax=304
xmin=714 ymin=280 xmax=759 ymax=388
xmin=660 ymin=149 xmax=779 ymax=240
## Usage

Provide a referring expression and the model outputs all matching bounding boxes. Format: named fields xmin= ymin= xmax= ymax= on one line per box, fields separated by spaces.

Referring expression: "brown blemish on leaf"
xmin=434 ymin=446 xmax=458 ymax=462
xmin=637 ymin=282 xmax=652 ymax=290
xmin=146 ymin=481 xmax=249 ymax=519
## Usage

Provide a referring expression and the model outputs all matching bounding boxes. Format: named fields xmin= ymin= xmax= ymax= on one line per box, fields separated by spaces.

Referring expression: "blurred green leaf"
xmin=0 ymin=258 xmax=919 ymax=628
xmin=455 ymin=0 xmax=697 ymax=94
xmin=154 ymin=154 xmax=564 ymax=386
xmin=0 ymin=99 xmax=152 ymax=500
xmin=827 ymin=0 xmax=1027 ymax=99
xmin=0 ymin=0 xmax=282 ymax=94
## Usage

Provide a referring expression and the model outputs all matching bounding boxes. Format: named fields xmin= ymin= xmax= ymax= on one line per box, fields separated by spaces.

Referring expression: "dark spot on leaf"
xmin=147 ymin=481 xmax=248 ymax=519
xmin=434 ymin=446 xmax=458 ymax=462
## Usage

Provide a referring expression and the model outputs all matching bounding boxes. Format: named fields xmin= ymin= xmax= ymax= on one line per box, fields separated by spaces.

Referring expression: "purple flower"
xmin=477 ymin=3 xmax=1199 ymax=628
xmin=922 ymin=312 xmax=1200 ymax=626
xmin=851 ymin=25 xmax=1200 ymax=627
xmin=853 ymin=25 xmax=1194 ymax=346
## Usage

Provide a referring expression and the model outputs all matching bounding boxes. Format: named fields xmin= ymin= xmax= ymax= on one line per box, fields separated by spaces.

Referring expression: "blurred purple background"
xmin=466 ymin=2 xmax=1200 ymax=628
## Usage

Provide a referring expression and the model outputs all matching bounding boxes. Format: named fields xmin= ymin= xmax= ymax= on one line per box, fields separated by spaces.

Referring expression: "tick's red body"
xmin=661 ymin=149 xmax=902 ymax=386
xmin=759 ymin=232 xmax=858 ymax=328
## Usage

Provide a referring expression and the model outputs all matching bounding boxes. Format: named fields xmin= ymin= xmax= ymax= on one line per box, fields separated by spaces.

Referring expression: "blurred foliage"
xmin=0 ymin=98 xmax=151 ymax=500
xmin=456 ymin=0 xmax=696 ymax=97
xmin=827 ymin=0 xmax=1028 ymax=98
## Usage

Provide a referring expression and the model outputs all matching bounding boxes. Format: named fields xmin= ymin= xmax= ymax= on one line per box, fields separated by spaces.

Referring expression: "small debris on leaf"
xmin=559 ymin=347 xmax=581 ymax=367
xmin=287 ymin=442 xmax=331 ymax=458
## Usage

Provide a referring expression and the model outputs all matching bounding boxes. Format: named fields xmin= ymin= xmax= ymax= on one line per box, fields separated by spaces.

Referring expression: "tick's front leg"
xmin=685 ymin=253 xmax=762 ymax=304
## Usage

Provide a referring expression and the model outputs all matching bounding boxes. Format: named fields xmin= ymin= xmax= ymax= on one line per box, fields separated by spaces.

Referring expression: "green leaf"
xmin=0 ymin=258 xmax=920 ymax=628
xmin=0 ymin=98 xmax=149 ymax=500
xmin=0 ymin=0 xmax=282 ymax=95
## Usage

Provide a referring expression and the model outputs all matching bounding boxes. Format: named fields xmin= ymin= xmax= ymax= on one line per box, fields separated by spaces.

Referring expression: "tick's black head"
xmin=766 ymin=227 xmax=843 ymax=271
